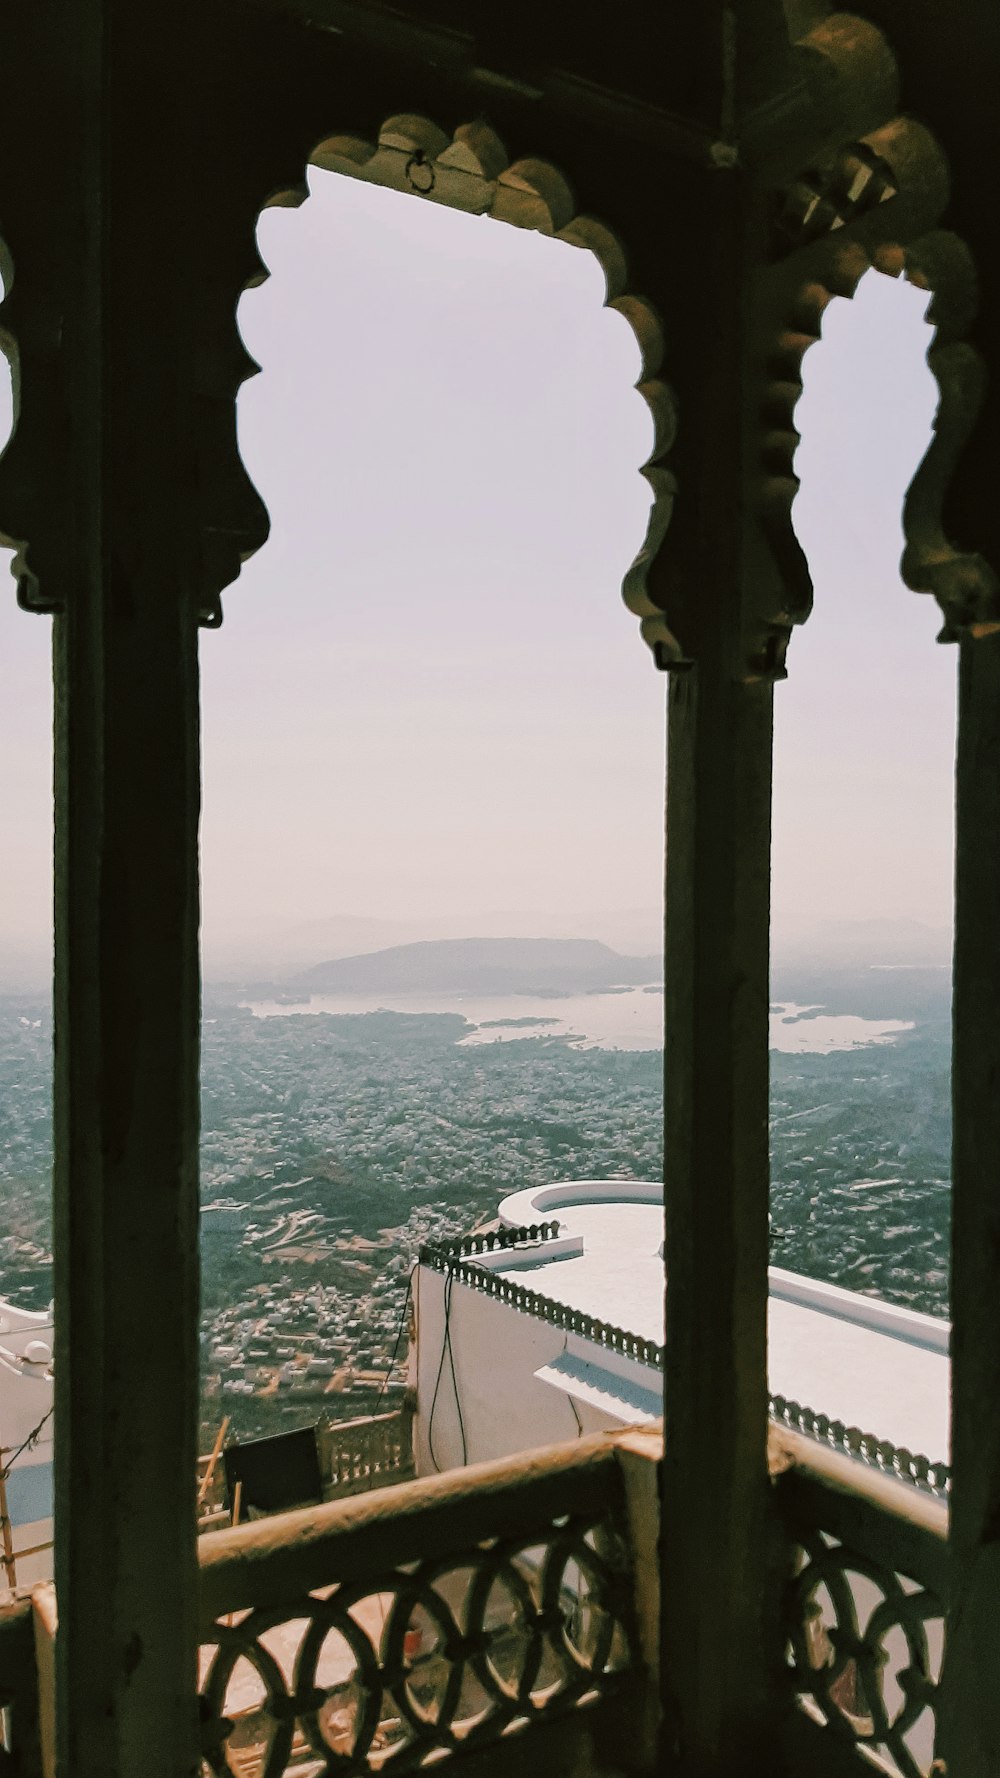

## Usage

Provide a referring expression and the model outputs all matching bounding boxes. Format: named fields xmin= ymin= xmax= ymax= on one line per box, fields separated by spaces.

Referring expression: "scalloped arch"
xmin=228 ymin=113 xmax=679 ymax=663
xmin=0 ymin=233 xmax=47 ymax=614
xmin=755 ymin=41 xmax=999 ymax=679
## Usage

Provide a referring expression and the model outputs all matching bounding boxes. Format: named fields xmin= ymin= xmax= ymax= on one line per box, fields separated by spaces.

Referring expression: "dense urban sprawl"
xmin=0 ymin=968 xmax=951 ymax=1447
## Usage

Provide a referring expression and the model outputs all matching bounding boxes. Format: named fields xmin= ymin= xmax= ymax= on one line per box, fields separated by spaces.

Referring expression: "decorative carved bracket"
xmin=746 ymin=10 xmax=998 ymax=680
xmin=5 ymin=10 xmax=992 ymax=680
xmin=0 ymin=228 xmax=66 ymax=616
xmin=209 ymin=35 xmax=997 ymax=675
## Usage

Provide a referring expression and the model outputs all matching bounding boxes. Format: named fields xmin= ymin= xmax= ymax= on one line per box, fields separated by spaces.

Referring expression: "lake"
xmin=244 ymin=986 xmax=915 ymax=1054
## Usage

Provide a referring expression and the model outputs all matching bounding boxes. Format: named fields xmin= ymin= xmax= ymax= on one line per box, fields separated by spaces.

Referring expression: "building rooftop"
xmin=496 ymin=1181 xmax=950 ymax=1469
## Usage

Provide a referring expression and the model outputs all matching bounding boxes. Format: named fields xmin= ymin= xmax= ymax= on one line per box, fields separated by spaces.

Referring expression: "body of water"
xmin=244 ymin=987 xmax=914 ymax=1054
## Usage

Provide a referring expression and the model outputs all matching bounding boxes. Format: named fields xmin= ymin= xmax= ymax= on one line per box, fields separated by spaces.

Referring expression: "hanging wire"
xmin=427 ymin=1270 xmax=468 ymax=1472
xmin=0 ymin=1407 xmax=53 ymax=1484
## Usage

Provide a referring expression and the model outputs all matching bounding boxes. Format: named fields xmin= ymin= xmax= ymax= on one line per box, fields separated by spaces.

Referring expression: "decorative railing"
xmin=0 ymin=1427 xmax=953 ymax=1777
xmin=421 ymin=1243 xmax=950 ymax=1499
xmin=423 ymin=1223 xmax=562 ymax=1261
xmin=775 ymin=1431 xmax=948 ymax=1778
xmin=197 ymin=1433 xmax=645 ymax=1778
xmin=771 ymin=1396 xmax=951 ymax=1499
xmin=419 ymin=1236 xmax=665 ymax=1370
xmin=319 ymin=1408 xmax=415 ymax=1502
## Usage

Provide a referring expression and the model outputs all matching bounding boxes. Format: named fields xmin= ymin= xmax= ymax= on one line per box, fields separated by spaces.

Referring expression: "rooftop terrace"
xmin=495 ymin=1180 xmax=949 ymax=1476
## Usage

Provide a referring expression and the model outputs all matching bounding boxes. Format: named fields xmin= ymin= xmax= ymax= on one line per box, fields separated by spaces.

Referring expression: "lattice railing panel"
xmin=199 ymin=1485 xmax=634 ymax=1776
xmin=778 ymin=1453 xmax=947 ymax=1778
xmin=322 ymin=1411 xmax=415 ymax=1503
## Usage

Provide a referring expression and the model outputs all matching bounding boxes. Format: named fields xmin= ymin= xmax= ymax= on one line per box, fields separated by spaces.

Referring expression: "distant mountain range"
xmin=292 ymin=936 xmax=660 ymax=996
xmin=278 ymin=919 xmax=953 ymax=1003
xmin=185 ymin=898 xmax=960 ymax=989
xmin=0 ymin=913 xmax=953 ymax=997
xmin=200 ymin=907 xmax=663 ymax=982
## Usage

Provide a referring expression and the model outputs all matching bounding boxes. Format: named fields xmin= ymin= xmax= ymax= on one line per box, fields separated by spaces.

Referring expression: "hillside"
xmin=293 ymin=936 xmax=660 ymax=995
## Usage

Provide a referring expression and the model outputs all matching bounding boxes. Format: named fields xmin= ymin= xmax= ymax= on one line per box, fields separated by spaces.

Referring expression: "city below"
xmin=0 ymin=926 xmax=951 ymax=1447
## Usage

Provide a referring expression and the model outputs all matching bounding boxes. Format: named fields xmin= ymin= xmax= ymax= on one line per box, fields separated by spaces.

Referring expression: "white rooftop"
xmin=496 ymin=1180 xmax=950 ymax=1469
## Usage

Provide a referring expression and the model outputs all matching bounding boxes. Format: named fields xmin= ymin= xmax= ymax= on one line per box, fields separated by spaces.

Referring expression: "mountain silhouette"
xmin=293 ymin=936 xmax=660 ymax=995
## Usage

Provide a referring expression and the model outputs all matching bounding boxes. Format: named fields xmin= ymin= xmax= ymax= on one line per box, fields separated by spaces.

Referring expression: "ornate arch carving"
xmin=749 ymin=11 xmax=999 ymax=680
xmin=0 ymin=227 xmax=65 ymax=616
xmin=215 ymin=113 xmax=680 ymax=659
xmin=5 ymin=12 xmax=991 ymax=680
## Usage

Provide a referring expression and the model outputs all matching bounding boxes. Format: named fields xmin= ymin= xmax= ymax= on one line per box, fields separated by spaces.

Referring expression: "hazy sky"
xmin=0 ymin=168 xmax=953 ymax=975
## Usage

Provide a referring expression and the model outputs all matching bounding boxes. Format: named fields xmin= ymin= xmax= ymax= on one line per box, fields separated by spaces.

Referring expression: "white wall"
xmin=411 ymin=1265 xmax=625 ymax=1474
xmin=0 ymin=1301 xmax=54 ymax=1589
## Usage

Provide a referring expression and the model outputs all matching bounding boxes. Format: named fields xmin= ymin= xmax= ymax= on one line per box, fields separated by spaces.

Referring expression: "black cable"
xmin=0 ymin=1406 xmax=54 ymax=1482
xmin=426 ymin=1271 xmax=453 ymax=1473
xmin=423 ymin=1273 xmax=448 ymax=1479
xmin=444 ymin=1273 xmax=468 ymax=1467
xmin=427 ymin=1268 xmax=467 ymax=1472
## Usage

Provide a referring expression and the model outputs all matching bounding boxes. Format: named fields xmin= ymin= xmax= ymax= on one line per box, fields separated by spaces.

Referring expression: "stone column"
xmin=661 ymin=663 xmax=776 ymax=1774
xmin=48 ymin=2 xmax=202 ymax=1771
xmin=657 ymin=166 xmax=781 ymax=1772
xmin=942 ymin=632 xmax=1000 ymax=1776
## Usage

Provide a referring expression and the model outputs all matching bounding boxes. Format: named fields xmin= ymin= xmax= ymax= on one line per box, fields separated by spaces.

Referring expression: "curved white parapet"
xmin=498 ymin=1178 xmax=662 ymax=1228
xmin=0 ymin=1298 xmax=54 ymax=1418
xmin=498 ymin=1179 xmax=951 ymax=1350
xmin=0 ymin=1300 xmax=53 ymax=1347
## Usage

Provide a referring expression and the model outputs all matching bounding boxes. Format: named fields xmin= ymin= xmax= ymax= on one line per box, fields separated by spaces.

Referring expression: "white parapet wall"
xmin=0 ymin=1299 xmax=54 ymax=1591
xmin=767 ymin=1266 xmax=949 ymax=1354
xmin=413 ymin=1180 xmax=951 ymax=1487
xmin=410 ymin=1259 xmax=648 ymax=1475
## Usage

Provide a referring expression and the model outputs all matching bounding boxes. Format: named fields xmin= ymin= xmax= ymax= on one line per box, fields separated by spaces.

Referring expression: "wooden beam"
xmin=233 ymin=0 xmax=725 ymax=164
xmin=940 ymin=633 xmax=1000 ymax=1776
xmin=197 ymin=1418 xmax=231 ymax=1510
xmin=0 ymin=1465 xmax=17 ymax=1592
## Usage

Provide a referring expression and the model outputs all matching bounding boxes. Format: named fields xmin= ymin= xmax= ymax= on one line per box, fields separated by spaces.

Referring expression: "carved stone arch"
xmin=748 ymin=10 xmax=1000 ymax=680
xmin=0 ymin=211 xmax=69 ymax=617
xmin=216 ymin=112 xmax=681 ymax=662
xmin=0 ymin=231 xmax=29 ymax=599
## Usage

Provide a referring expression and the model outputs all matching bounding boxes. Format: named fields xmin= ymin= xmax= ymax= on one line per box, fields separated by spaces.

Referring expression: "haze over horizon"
xmin=0 ymin=169 xmax=955 ymax=988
